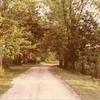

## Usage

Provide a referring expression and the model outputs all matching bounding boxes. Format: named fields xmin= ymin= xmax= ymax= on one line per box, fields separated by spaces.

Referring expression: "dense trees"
xmin=0 ymin=0 xmax=100 ymax=78
xmin=0 ymin=0 xmax=42 ymax=68
xmin=40 ymin=0 xmax=100 ymax=77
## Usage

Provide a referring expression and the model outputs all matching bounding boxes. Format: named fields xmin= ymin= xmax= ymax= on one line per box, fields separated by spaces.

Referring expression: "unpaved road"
xmin=0 ymin=65 xmax=81 ymax=100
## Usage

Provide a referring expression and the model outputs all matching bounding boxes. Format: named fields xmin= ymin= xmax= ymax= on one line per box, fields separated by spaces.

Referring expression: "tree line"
xmin=0 ymin=0 xmax=100 ymax=78
xmin=40 ymin=0 xmax=100 ymax=78
xmin=0 ymin=0 xmax=42 ymax=68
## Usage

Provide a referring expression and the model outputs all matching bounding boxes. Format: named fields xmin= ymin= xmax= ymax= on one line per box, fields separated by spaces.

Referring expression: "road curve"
xmin=0 ymin=64 xmax=81 ymax=100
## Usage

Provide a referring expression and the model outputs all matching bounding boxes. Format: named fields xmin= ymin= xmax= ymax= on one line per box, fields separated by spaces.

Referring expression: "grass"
xmin=55 ymin=67 xmax=100 ymax=100
xmin=0 ymin=64 xmax=32 ymax=96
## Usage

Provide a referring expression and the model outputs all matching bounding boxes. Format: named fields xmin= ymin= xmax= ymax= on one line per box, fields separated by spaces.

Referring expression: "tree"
xmin=0 ymin=0 xmax=41 ymax=68
xmin=41 ymin=0 xmax=100 ymax=75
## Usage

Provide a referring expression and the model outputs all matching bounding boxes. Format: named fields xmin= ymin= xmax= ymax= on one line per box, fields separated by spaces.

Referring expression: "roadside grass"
xmin=55 ymin=67 xmax=100 ymax=100
xmin=0 ymin=64 xmax=32 ymax=96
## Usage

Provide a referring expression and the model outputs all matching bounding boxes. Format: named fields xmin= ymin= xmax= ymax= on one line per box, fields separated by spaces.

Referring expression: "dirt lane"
xmin=0 ymin=65 xmax=81 ymax=100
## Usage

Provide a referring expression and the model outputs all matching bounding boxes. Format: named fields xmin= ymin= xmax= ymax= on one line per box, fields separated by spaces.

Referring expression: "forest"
xmin=0 ymin=0 xmax=100 ymax=78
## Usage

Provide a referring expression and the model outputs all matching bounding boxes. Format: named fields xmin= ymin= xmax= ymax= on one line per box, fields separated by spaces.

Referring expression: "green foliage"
xmin=0 ymin=0 xmax=41 ymax=68
xmin=45 ymin=52 xmax=57 ymax=63
xmin=40 ymin=0 xmax=100 ymax=77
xmin=2 ymin=26 xmax=32 ymax=59
xmin=0 ymin=0 xmax=100 ymax=77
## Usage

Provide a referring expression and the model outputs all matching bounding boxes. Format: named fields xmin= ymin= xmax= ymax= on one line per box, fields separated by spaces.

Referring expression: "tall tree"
xmin=41 ymin=0 xmax=100 ymax=72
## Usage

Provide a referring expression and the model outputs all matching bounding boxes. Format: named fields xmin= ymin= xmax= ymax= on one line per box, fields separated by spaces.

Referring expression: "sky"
xmin=0 ymin=0 xmax=99 ymax=23
xmin=36 ymin=2 xmax=50 ymax=17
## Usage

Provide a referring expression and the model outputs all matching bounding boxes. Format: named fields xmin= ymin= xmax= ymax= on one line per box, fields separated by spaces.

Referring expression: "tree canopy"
xmin=0 ymin=0 xmax=100 ymax=77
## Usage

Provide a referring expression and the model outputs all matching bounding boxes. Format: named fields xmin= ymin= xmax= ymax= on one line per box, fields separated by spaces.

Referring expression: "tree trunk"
xmin=0 ymin=55 xmax=2 ymax=68
xmin=71 ymin=61 xmax=76 ymax=70
xmin=81 ymin=62 xmax=85 ymax=74
xmin=2 ymin=57 xmax=9 ymax=69
xmin=63 ymin=55 xmax=68 ymax=68
xmin=59 ymin=59 xmax=63 ymax=67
